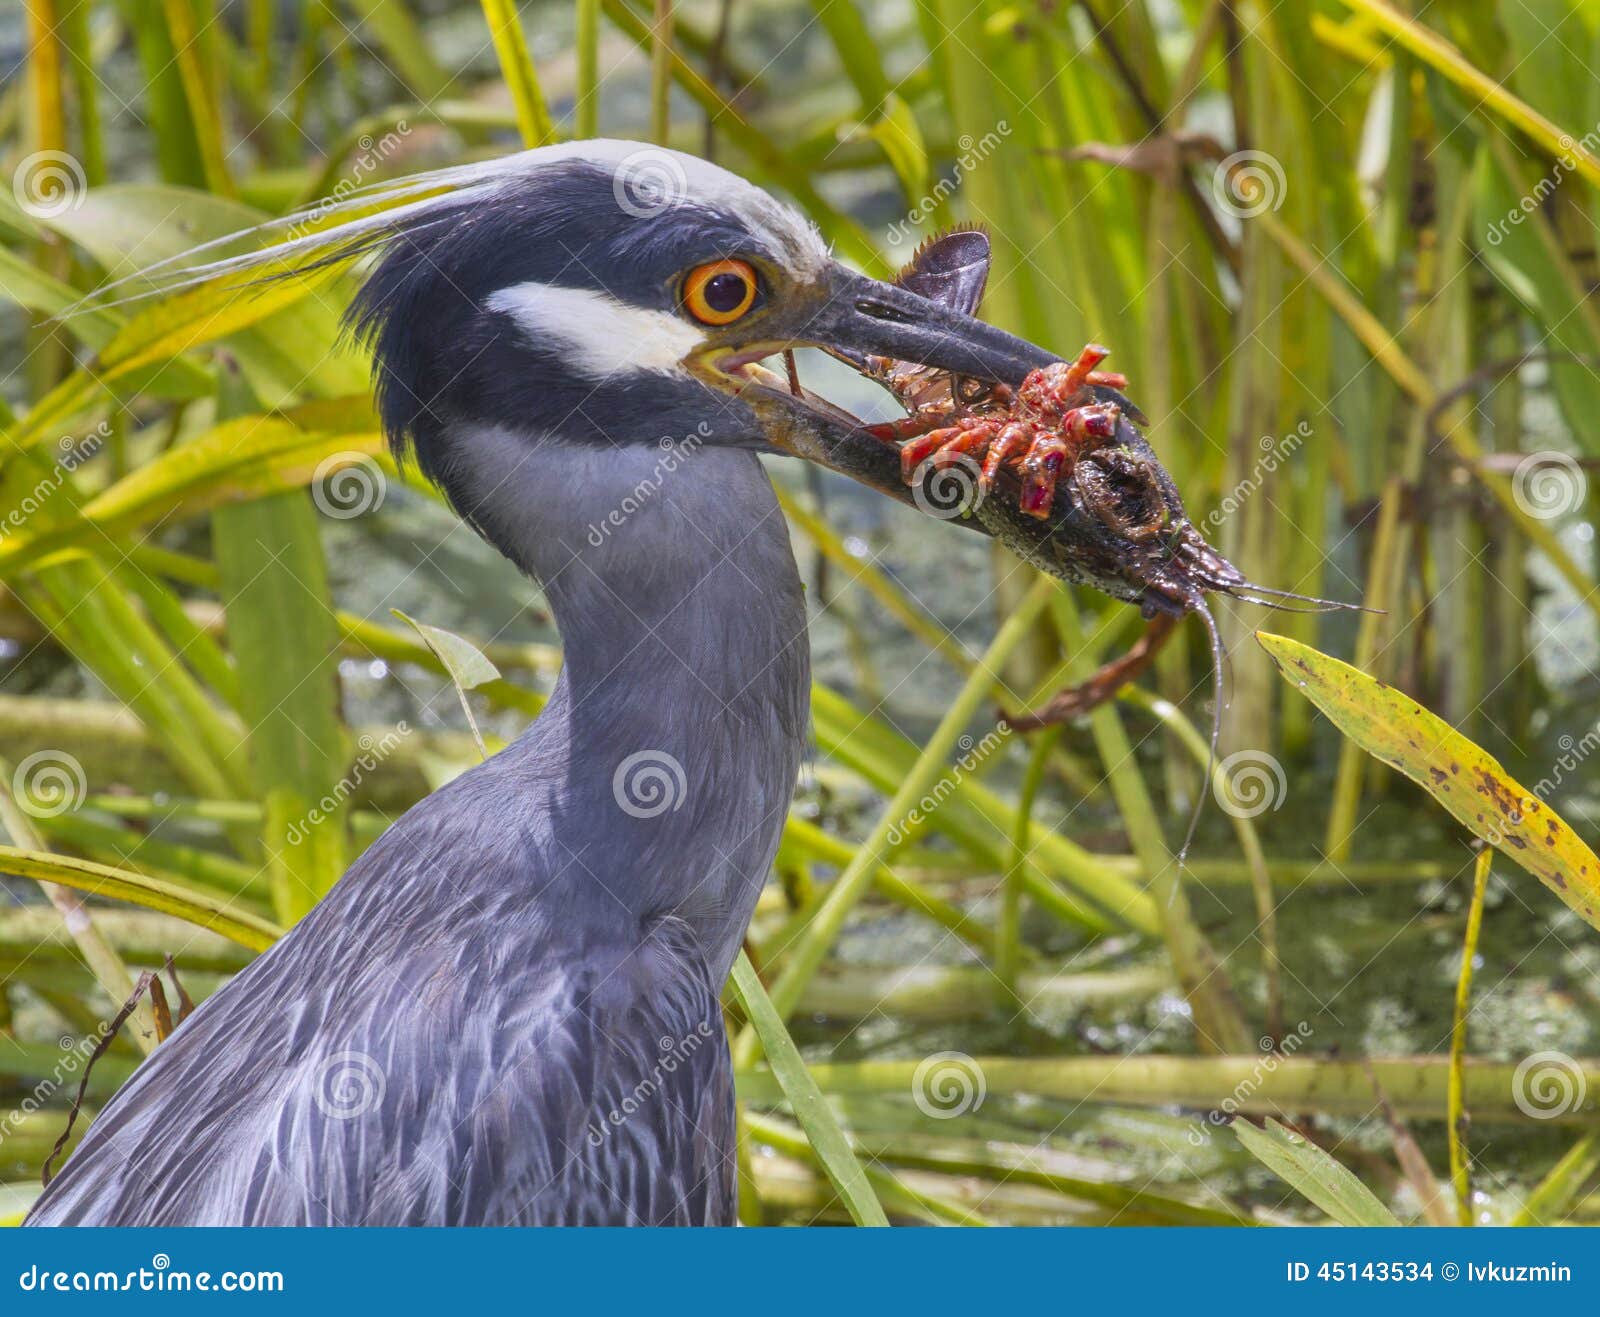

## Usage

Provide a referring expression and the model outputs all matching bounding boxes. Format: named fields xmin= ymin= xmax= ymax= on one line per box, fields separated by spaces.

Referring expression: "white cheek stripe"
xmin=485 ymin=283 xmax=703 ymax=379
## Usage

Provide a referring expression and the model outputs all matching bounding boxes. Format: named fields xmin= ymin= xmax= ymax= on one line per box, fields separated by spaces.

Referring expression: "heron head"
xmin=343 ymin=142 xmax=1051 ymax=517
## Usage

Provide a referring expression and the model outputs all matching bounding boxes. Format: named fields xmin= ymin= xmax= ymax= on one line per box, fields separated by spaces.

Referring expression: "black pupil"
xmin=703 ymin=271 xmax=749 ymax=313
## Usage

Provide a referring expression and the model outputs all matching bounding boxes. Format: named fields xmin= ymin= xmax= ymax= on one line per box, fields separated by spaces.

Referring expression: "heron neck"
xmin=447 ymin=430 xmax=809 ymax=977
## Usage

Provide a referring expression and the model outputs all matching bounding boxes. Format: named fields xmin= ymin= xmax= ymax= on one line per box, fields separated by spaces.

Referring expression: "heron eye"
xmin=682 ymin=259 xmax=758 ymax=325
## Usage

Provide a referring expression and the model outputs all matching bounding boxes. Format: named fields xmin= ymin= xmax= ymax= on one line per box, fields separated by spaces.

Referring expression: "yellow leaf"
xmin=101 ymin=262 xmax=347 ymax=377
xmin=1259 ymin=631 xmax=1600 ymax=932
xmin=4 ymin=262 xmax=347 ymax=452
xmin=0 ymin=422 xmax=384 ymax=577
xmin=0 ymin=846 xmax=282 ymax=951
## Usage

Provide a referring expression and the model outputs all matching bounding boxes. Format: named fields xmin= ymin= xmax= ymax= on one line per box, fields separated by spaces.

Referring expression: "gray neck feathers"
xmin=440 ymin=428 xmax=809 ymax=977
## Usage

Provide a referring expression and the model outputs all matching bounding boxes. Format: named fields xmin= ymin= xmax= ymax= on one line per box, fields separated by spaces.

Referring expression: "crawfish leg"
xmin=864 ymin=405 xmax=959 ymax=447
xmin=898 ymin=421 xmax=989 ymax=482
xmin=1047 ymin=345 xmax=1129 ymax=403
xmin=1018 ymin=431 xmax=1071 ymax=519
xmin=1019 ymin=347 xmax=1130 ymax=418
xmin=927 ymin=422 xmax=996 ymax=470
xmin=1006 ymin=613 xmax=1180 ymax=730
xmin=979 ymin=422 xmax=1031 ymax=491
xmin=1060 ymin=344 xmax=1113 ymax=394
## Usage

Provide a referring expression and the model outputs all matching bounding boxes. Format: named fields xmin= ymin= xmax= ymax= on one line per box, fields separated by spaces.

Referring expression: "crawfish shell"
xmin=969 ymin=414 xmax=1247 ymax=618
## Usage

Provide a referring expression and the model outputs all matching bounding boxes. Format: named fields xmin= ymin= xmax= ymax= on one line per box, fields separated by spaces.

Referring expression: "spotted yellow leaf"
xmin=1259 ymin=631 xmax=1600 ymax=932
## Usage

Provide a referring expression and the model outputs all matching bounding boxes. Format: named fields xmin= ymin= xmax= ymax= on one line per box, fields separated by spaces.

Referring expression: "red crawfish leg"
xmin=980 ymin=422 xmax=1031 ymax=490
xmin=1084 ymin=370 xmax=1128 ymax=390
xmin=864 ymin=406 xmax=957 ymax=446
xmin=900 ymin=425 xmax=971 ymax=482
xmin=928 ymin=423 xmax=997 ymax=469
xmin=1005 ymin=613 xmax=1179 ymax=730
xmin=1018 ymin=432 xmax=1071 ymax=519
xmin=1059 ymin=343 xmax=1112 ymax=394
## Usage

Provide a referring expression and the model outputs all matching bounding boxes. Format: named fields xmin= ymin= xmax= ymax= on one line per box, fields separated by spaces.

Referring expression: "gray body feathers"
xmin=29 ymin=445 xmax=808 ymax=1226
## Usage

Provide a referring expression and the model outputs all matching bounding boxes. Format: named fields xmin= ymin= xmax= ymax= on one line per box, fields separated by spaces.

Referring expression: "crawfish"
xmin=863 ymin=230 xmax=1363 ymax=851
xmin=871 ymin=344 xmax=1131 ymax=521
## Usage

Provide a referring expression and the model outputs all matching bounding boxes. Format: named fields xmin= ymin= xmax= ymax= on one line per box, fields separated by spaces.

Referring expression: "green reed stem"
xmin=1450 ymin=847 xmax=1492 ymax=1225
xmin=997 ymin=726 xmax=1058 ymax=1004
xmin=735 ymin=574 xmax=1056 ymax=1068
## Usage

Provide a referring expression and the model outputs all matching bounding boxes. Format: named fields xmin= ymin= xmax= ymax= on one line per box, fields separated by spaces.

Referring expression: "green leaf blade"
xmin=1234 ymin=1117 xmax=1401 ymax=1227
xmin=1260 ymin=631 xmax=1600 ymax=931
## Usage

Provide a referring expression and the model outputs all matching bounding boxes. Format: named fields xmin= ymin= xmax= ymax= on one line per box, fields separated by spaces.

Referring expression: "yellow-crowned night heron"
xmin=25 ymin=141 xmax=1053 ymax=1226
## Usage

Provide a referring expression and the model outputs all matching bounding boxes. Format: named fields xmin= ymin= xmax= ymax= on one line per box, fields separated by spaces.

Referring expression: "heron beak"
xmin=689 ymin=249 xmax=1055 ymax=507
xmin=795 ymin=265 xmax=1054 ymax=385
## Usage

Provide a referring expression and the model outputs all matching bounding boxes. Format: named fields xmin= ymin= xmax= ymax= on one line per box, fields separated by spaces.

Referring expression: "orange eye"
xmin=681 ymin=259 xmax=758 ymax=326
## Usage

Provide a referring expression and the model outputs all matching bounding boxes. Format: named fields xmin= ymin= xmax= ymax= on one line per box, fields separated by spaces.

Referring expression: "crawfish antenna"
xmin=1178 ymin=599 xmax=1229 ymax=863
xmin=1234 ymin=583 xmax=1382 ymax=615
